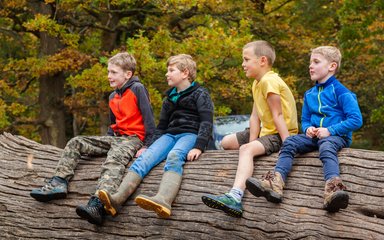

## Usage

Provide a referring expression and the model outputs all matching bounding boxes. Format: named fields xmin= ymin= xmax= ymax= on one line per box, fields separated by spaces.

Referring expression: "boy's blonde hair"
xmin=167 ymin=54 xmax=197 ymax=82
xmin=108 ymin=52 xmax=136 ymax=74
xmin=311 ymin=46 xmax=342 ymax=73
xmin=244 ymin=40 xmax=276 ymax=66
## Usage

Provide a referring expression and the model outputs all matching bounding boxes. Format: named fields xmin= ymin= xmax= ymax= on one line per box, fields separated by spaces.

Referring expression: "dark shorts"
xmin=236 ymin=128 xmax=282 ymax=155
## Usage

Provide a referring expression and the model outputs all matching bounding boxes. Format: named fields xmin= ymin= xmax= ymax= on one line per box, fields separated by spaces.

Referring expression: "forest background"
xmin=0 ymin=0 xmax=382 ymax=150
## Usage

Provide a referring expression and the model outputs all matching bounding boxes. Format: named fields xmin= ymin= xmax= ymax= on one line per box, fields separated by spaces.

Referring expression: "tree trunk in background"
xmin=29 ymin=2 xmax=67 ymax=148
xmin=38 ymin=72 xmax=66 ymax=148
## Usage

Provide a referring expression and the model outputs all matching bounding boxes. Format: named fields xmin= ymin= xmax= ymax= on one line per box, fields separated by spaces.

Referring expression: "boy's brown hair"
xmin=167 ymin=54 xmax=197 ymax=82
xmin=243 ymin=40 xmax=276 ymax=67
xmin=311 ymin=46 xmax=342 ymax=73
xmin=108 ymin=52 xmax=136 ymax=74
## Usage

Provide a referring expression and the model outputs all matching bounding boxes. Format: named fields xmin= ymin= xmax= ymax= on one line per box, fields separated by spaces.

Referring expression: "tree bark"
xmin=29 ymin=1 xmax=67 ymax=148
xmin=0 ymin=132 xmax=383 ymax=239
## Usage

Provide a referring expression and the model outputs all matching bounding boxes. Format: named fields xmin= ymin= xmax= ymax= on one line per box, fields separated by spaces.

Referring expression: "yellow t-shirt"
xmin=252 ymin=71 xmax=298 ymax=137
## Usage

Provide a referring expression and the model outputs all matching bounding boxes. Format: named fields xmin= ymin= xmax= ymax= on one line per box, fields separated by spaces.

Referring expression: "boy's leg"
xmin=202 ymin=135 xmax=267 ymax=218
xmin=318 ymin=136 xmax=349 ymax=212
xmin=76 ymin=135 xmax=142 ymax=224
xmin=96 ymin=135 xmax=143 ymax=194
xmin=221 ymin=129 xmax=249 ymax=150
xmin=98 ymin=134 xmax=175 ymax=216
xmin=128 ymin=134 xmax=176 ymax=179
xmin=31 ymin=136 xmax=113 ymax=202
xmin=233 ymin=139 xmax=266 ymax=190
xmin=318 ymin=136 xmax=347 ymax=181
xmin=55 ymin=136 xmax=114 ymax=181
xmin=163 ymin=133 xmax=197 ymax=175
xmin=275 ymin=134 xmax=316 ymax=181
xmin=135 ymin=133 xmax=197 ymax=218
xmin=246 ymin=134 xmax=316 ymax=202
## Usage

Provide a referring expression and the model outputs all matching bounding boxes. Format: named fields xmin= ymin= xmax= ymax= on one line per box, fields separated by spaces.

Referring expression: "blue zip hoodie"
xmin=301 ymin=75 xmax=363 ymax=146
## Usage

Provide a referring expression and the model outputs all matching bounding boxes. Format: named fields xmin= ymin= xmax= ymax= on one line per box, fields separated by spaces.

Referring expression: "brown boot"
xmin=98 ymin=170 xmax=142 ymax=216
xmin=135 ymin=171 xmax=182 ymax=218
xmin=246 ymin=171 xmax=285 ymax=203
xmin=323 ymin=177 xmax=349 ymax=212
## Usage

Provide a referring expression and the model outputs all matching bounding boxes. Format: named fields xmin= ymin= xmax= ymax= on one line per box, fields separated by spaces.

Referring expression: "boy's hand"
xmin=135 ymin=147 xmax=147 ymax=157
xmin=187 ymin=148 xmax=202 ymax=161
xmin=306 ymin=127 xmax=317 ymax=138
xmin=315 ymin=127 xmax=331 ymax=139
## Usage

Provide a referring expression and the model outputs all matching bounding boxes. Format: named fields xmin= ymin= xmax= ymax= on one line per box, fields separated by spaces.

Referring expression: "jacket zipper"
xmin=317 ymin=86 xmax=326 ymax=127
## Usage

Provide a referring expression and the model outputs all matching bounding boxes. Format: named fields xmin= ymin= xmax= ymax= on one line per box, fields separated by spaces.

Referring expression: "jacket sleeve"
xmin=301 ymin=93 xmax=312 ymax=134
xmin=107 ymin=108 xmax=116 ymax=136
xmin=134 ymin=84 xmax=156 ymax=146
xmin=194 ymin=89 xmax=214 ymax=151
xmin=146 ymin=99 xmax=170 ymax=146
xmin=327 ymin=92 xmax=363 ymax=136
xmin=107 ymin=93 xmax=116 ymax=136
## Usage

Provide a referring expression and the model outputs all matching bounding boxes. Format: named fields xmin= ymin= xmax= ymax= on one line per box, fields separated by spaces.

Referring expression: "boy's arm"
xmin=107 ymin=108 xmax=116 ymax=136
xmin=301 ymin=94 xmax=313 ymax=134
xmin=327 ymin=93 xmax=363 ymax=136
xmin=193 ymin=89 xmax=214 ymax=152
xmin=266 ymin=93 xmax=289 ymax=141
xmin=249 ymin=103 xmax=261 ymax=142
xmin=146 ymin=100 xmax=169 ymax=147
xmin=134 ymin=84 xmax=156 ymax=147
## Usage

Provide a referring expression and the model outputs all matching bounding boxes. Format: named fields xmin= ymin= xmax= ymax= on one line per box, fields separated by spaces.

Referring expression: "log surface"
xmin=0 ymin=132 xmax=383 ymax=239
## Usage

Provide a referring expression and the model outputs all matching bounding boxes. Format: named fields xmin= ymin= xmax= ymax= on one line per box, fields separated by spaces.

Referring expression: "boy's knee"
xmin=66 ymin=136 xmax=83 ymax=148
xmin=164 ymin=151 xmax=184 ymax=172
xmin=221 ymin=134 xmax=239 ymax=150
xmin=282 ymin=136 xmax=299 ymax=148
xmin=319 ymin=141 xmax=337 ymax=153
xmin=239 ymin=142 xmax=263 ymax=155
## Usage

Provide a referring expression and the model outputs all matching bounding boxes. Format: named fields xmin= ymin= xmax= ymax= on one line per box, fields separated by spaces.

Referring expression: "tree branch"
xmin=264 ymin=0 xmax=293 ymax=15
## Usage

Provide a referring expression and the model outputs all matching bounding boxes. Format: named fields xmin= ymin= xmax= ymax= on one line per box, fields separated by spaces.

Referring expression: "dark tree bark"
xmin=28 ymin=1 xmax=67 ymax=148
xmin=1 ymin=132 xmax=384 ymax=239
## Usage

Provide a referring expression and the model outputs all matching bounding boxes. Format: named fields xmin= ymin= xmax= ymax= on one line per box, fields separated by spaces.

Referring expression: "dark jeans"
xmin=275 ymin=134 xmax=347 ymax=182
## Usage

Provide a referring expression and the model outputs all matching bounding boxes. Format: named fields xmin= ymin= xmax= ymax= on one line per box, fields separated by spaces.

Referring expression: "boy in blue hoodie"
xmin=246 ymin=46 xmax=363 ymax=212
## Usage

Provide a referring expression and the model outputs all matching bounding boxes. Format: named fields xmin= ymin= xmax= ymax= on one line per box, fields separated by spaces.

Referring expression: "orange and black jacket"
xmin=107 ymin=76 xmax=155 ymax=146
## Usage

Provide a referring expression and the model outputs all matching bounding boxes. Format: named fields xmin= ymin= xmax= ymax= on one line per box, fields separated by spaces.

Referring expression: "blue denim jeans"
xmin=129 ymin=133 xmax=197 ymax=178
xmin=275 ymin=134 xmax=347 ymax=182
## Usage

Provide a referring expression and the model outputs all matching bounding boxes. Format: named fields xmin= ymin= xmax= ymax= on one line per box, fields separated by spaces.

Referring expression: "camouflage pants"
xmin=54 ymin=135 xmax=142 ymax=194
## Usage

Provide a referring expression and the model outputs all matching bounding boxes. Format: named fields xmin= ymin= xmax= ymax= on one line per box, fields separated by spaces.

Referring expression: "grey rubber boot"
xmin=135 ymin=171 xmax=182 ymax=218
xmin=98 ymin=170 xmax=142 ymax=216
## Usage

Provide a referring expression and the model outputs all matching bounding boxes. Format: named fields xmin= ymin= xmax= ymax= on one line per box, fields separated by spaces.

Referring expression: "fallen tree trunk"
xmin=0 ymin=132 xmax=383 ymax=239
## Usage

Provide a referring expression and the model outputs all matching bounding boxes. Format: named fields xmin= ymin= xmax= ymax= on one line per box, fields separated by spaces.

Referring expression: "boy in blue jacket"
xmin=246 ymin=46 xmax=363 ymax=212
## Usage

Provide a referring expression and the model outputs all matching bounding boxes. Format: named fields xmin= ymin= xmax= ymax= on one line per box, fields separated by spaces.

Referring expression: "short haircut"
xmin=167 ymin=54 xmax=197 ymax=82
xmin=311 ymin=46 xmax=342 ymax=73
xmin=108 ymin=52 xmax=136 ymax=75
xmin=243 ymin=40 xmax=276 ymax=66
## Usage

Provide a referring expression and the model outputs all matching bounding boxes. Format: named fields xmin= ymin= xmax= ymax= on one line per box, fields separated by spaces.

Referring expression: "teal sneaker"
xmin=30 ymin=176 xmax=68 ymax=202
xmin=201 ymin=193 xmax=243 ymax=218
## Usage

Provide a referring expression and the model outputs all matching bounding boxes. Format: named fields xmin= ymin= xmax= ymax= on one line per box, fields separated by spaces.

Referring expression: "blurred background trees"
xmin=0 ymin=0 xmax=382 ymax=149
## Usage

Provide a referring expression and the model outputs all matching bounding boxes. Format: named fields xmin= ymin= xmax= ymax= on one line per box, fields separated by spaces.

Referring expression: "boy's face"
xmin=242 ymin=47 xmax=262 ymax=79
xmin=165 ymin=64 xmax=189 ymax=88
xmin=107 ymin=63 xmax=132 ymax=89
xmin=309 ymin=53 xmax=337 ymax=83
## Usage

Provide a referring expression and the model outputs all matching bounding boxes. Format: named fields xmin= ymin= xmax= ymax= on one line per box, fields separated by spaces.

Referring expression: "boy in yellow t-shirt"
xmin=202 ymin=40 xmax=298 ymax=217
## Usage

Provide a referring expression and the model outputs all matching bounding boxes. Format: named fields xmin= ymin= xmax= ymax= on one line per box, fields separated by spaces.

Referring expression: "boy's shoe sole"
xmin=75 ymin=206 xmax=103 ymax=225
xmin=135 ymin=196 xmax=171 ymax=218
xmin=30 ymin=192 xmax=67 ymax=202
xmin=246 ymin=178 xmax=282 ymax=203
xmin=98 ymin=190 xmax=117 ymax=216
xmin=324 ymin=191 xmax=349 ymax=213
xmin=201 ymin=195 xmax=242 ymax=218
